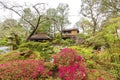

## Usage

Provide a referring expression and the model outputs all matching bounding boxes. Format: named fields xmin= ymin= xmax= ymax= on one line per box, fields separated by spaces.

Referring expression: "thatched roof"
xmin=30 ymin=33 xmax=51 ymax=40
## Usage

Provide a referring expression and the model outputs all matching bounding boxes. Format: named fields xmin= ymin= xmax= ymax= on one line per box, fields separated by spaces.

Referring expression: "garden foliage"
xmin=19 ymin=41 xmax=54 ymax=60
xmin=0 ymin=38 xmax=8 ymax=46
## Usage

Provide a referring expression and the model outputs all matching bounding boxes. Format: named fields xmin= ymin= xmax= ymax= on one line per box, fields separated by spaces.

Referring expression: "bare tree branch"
xmin=0 ymin=1 xmax=35 ymax=29
xmin=0 ymin=1 xmax=48 ymax=41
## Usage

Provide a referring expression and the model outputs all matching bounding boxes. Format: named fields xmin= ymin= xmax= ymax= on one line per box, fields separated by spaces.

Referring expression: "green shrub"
xmin=111 ymin=53 xmax=120 ymax=64
xmin=0 ymin=50 xmax=4 ymax=54
xmin=18 ymin=48 xmax=30 ymax=52
xmin=0 ymin=38 xmax=8 ymax=46
xmin=0 ymin=50 xmax=43 ymax=63
xmin=90 ymin=52 xmax=120 ymax=80
xmin=109 ymin=63 xmax=120 ymax=80
xmin=86 ymin=69 xmax=115 ymax=80
xmin=19 ymin=41 xmax=54 ymax=60
xmin=62 ymin=39 xmax=75 ymax=46
xmin=53 ymin=39 xmax=62 ymax=44
xmin=52 ymin=34 xmax=62 ymax=44
xmin=69 ymin=46 xmax=93 ymax=60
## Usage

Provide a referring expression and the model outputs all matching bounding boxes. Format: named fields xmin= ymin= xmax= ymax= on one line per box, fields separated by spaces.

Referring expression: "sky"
xmin=0 ymin=0 xmax=81 ymax=28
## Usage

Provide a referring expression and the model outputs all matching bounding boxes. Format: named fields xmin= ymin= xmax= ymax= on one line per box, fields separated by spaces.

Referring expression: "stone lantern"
xmin=8 ymin=35 xmax=14 ymax=50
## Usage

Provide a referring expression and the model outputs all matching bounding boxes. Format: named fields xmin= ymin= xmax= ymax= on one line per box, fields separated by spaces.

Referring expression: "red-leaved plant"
xmin=0 ymin=60 xmax=52 ymax=80
xmin=52 ymin=48 xmax=86 ymax=80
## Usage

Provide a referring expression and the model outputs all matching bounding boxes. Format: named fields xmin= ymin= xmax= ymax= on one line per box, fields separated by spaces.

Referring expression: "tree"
xmin=80 ymin=0 xmax=104 ymax=35
xmin=75 ymin=18 xmax=92 ymax=34
xmin=100 ymin=0 xmax=120 ymax=17
xmin=19 ymin=8 xmax=33 ymax=38
xmin=46 ymin=3 xmax=70 ymax=38
xmin=0 ymin=18 xmax=25 ymax=46
xmin=89 ymin=16 xmax=120 ymax=53
xmin=0 ymin=1 xmax=48 ymax=41
xmin=56 ymin=3 xmax=70 ymax=37
xmin=36 ymin=20 xmax=52 ymax=34
xmin=0 ymin=19 xmax=24 ymax=37
xmin=102 ymin=16 xmax=120 ymax=39
xmin=46 ymin=8 xmax=59 ymax=37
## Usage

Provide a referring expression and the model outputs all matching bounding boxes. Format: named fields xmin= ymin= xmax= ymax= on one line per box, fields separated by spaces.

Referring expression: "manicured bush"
xmin=19 ymin=41 xmax=54 ymax=60
xmin=52 ymin=48 xmax=86 ymax=80
xmin=0 ymin=60 xmax=52 ymax=80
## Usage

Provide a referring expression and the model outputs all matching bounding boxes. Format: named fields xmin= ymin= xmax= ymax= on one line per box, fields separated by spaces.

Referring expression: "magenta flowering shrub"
xmin=53 ymin=48 xmax=84 ymax=66
xmin=0 ymin=60 xmax=52 ymax=80
xmin=53 ymin=48 xmax=86 ymax=80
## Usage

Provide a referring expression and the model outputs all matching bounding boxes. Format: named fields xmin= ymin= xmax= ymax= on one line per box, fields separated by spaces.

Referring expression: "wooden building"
xmin=62 ymin=29 xmax=79 ymax=39
xmin=30 ymin=33 xmax=51 ymax=42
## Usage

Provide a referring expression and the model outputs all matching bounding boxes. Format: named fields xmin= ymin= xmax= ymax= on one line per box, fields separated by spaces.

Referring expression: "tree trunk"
xmin=25 ymin=28 xmax=37 ymax=42
xmin=60 ymin=25 xmax=63 ymax=39
xmin=92 ymin=20 xmax=97 ymax=35
xmin=60 ymin=31 xmax=63 ymax=39
xmin=26 ymin=16 xmax=41 ymax=42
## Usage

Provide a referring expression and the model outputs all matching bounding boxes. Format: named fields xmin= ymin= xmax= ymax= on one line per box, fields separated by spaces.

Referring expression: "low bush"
xmin=86 ymin=69 xmax=115 ymax=80
xmin=109 ymin=63 xmax=120 ymax=80
xmin=0 ymin=50 xmax=4 ymax=54
xmin=90 ymin=52 xmax=120 ymax=80
xmin=69 ymin=46 xmax=92 ymax=56
xmin=52 ymin=34 xmax=62 ymax=45
xmin=69 ymin=46 xmax=93 ymax=62
xmin=0 ymin=60 xmax=52 ymax=80
xmin=0 ymin=38 xmax=8 ymax=46
xmin=0 ymin=50 xmax=42 ymax=63
xmin=62 ymin=39 xmax=75 ymax=46
xmin=18 ymin=47 xmax=30 ymax=52
xmin=19 ymin=41 xmax=54 ymax=60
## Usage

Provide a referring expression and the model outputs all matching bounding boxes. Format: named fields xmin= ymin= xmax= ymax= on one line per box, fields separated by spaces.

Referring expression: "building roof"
xmin=62 ymin=28 xmax=79 ymax=32
xmin=30 ymin=33 xmax=51 ymax=40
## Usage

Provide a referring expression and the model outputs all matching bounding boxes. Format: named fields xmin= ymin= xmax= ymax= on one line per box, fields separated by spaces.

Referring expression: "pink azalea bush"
xmin=0 ymin=60 xmax=52 ymax=80
xmin=52 ymin=48 xmax=86 ymax=80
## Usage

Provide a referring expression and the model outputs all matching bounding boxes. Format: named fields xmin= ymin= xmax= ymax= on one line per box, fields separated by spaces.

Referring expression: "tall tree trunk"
xmin=93 ymin=26 xmax=96 ymax=35
xmin=92 ymin=19 xmax=97 ymax=35
xmin=25 ymin=28 xmax=37 ymax=42
xmin=53 ymin=24 xmax=56 ymax=37
xmin=60 ymin=25 xmax=63 ymax=39
xmin=25 ymin=16 xmax=41 ymax=42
